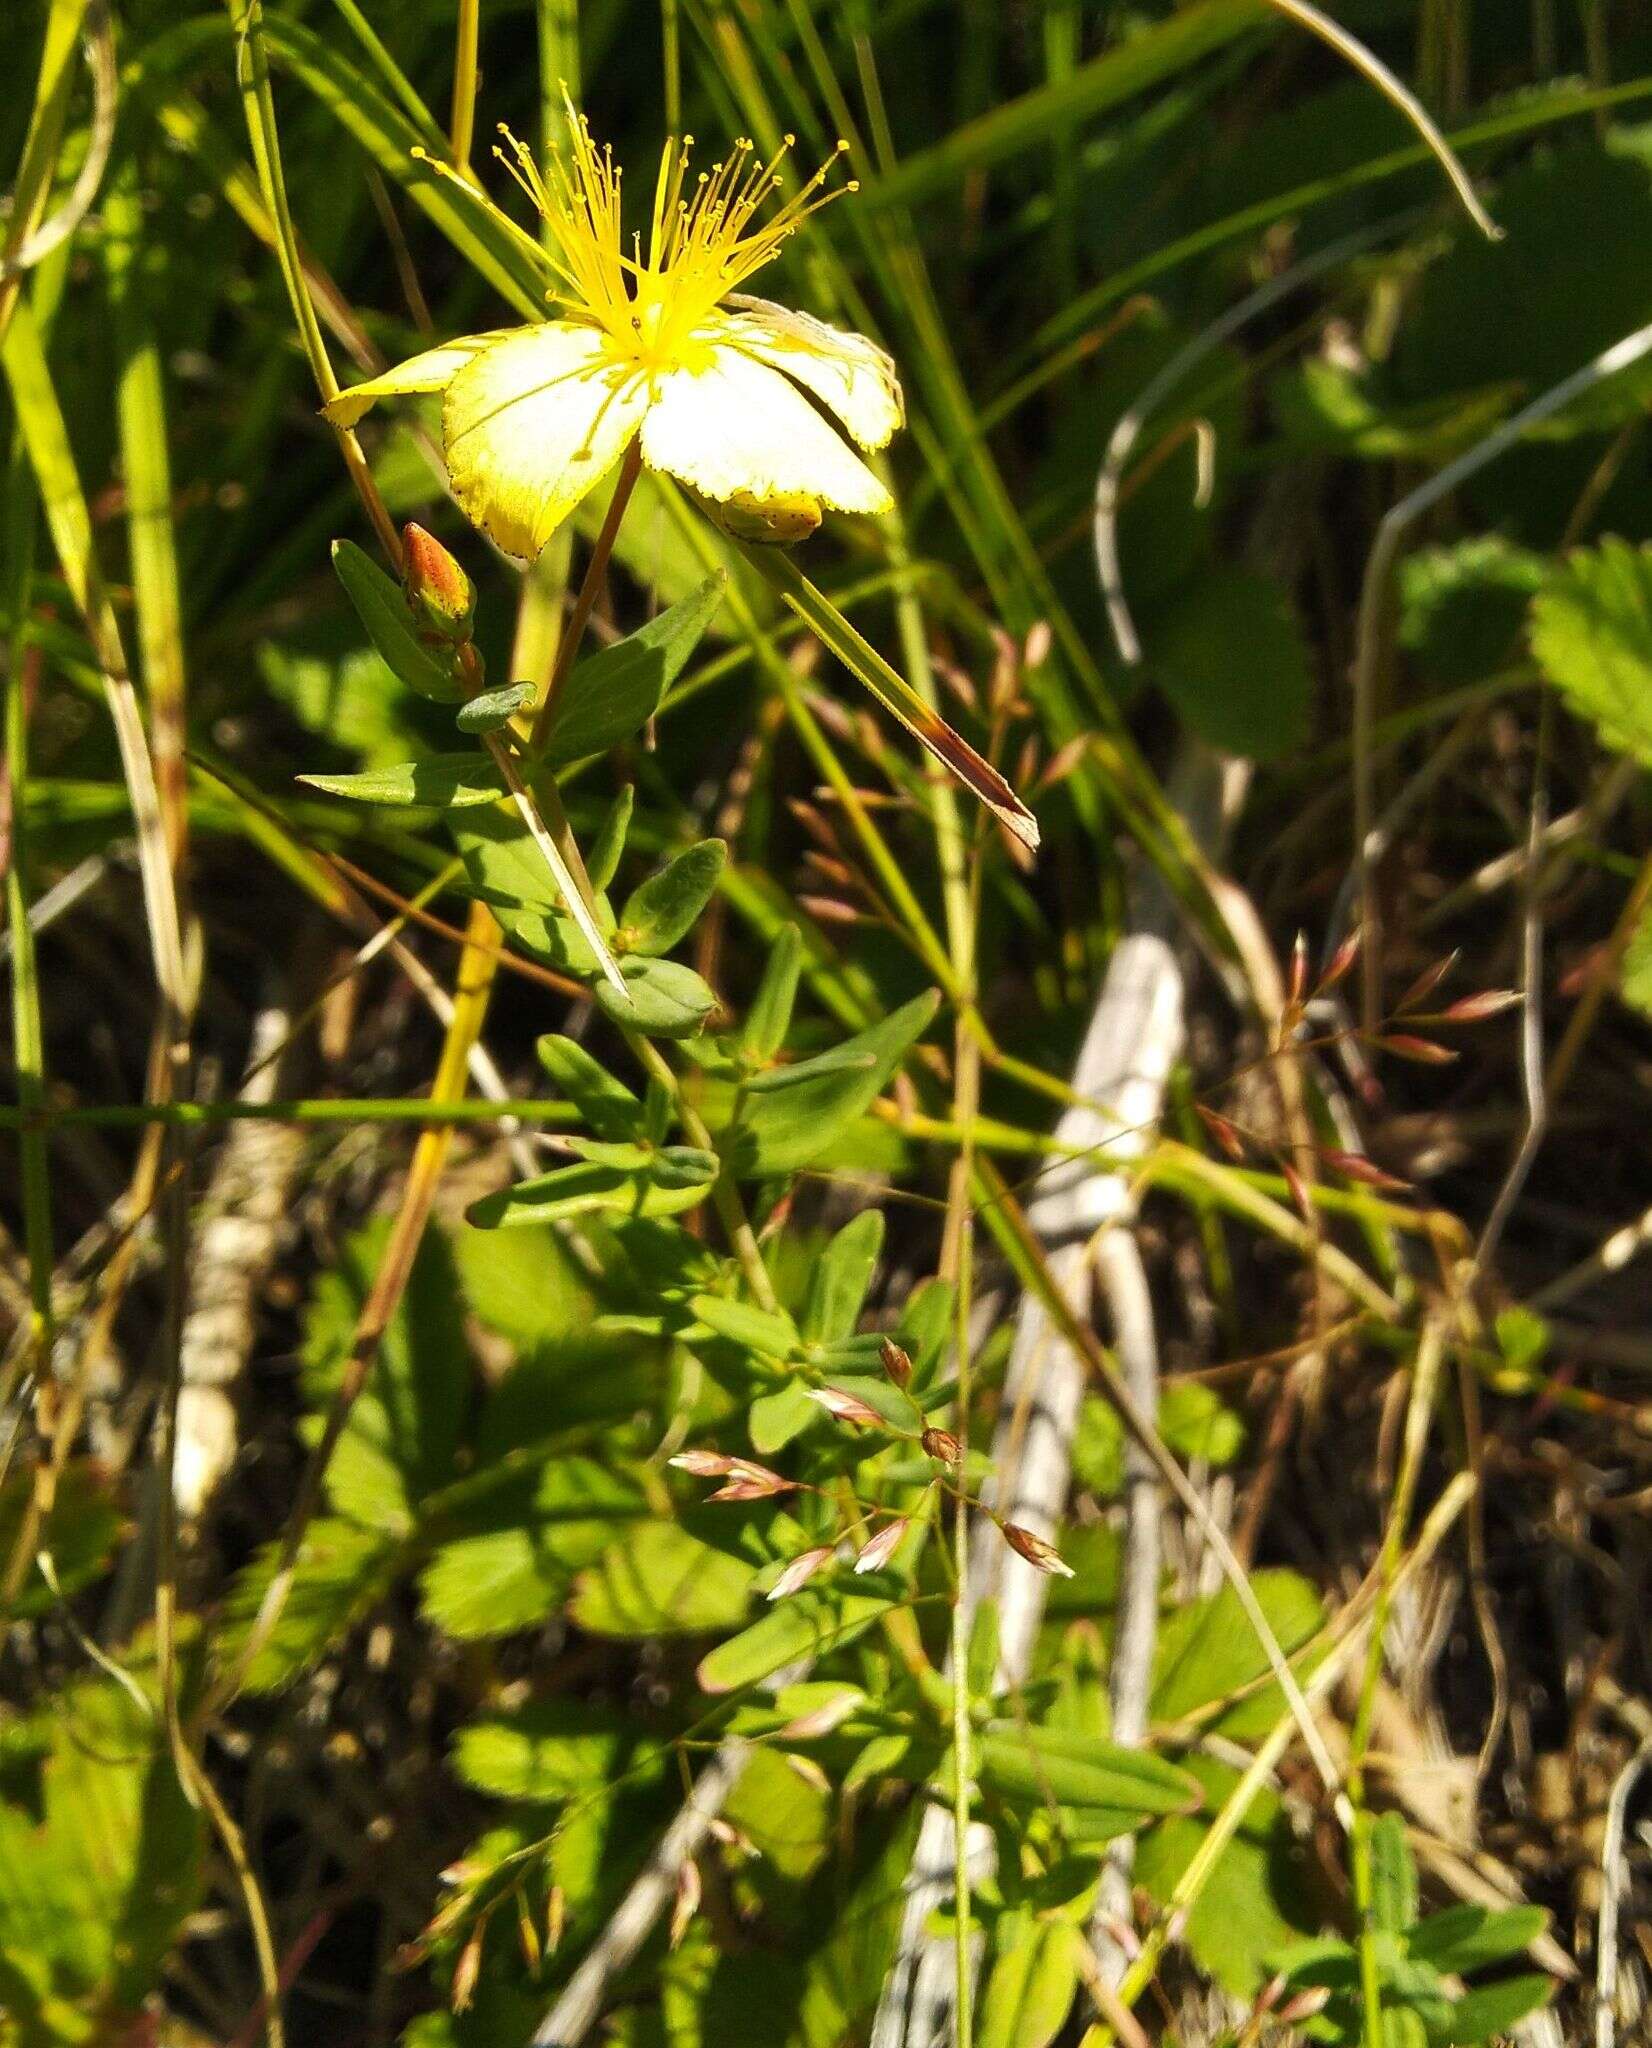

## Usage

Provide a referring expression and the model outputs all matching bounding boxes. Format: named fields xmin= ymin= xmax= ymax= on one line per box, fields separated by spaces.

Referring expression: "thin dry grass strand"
xmin=1349 ymin=316 xmax=1652 ymax=1026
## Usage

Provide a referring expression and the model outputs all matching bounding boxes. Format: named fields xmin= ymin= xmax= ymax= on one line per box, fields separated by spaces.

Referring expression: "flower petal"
xmin=721 ymin=296 xmax=904 ymax=451
xmin=641 ymin=344 xmax=892 ymax=517
xmin=321 ymin=334 xmax=505 ymax=429
xmin=443 ymin=322 xmax=649 ymax=559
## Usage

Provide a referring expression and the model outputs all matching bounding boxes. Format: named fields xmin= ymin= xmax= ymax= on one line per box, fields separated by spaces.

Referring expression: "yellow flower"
xmin=325 ymin=104 xmax=903 ymax=560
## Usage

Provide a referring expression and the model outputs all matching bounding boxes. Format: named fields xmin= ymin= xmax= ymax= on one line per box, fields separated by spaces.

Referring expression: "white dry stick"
xmin=531 ymin=1739 xmax=754 ymax=2048
xmin=1594 ymin=1738 xmax=1652 ymax=2048
xmin=173 ymin=990 xmax=306 ymax=1518
xmin=872 ymin=751 xmax=1230 ymax=2048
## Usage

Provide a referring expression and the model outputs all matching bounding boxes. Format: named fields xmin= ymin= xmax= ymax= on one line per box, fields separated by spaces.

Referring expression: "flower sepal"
xmin=690 ymin=486 xmax=822 ymax=548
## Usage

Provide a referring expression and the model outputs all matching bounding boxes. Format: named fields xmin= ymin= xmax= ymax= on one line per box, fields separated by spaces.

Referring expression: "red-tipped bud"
xmin=1197 ymin=1103 xmax=1248 ymax=1162
xmin=1320 ymin=1148 xmax=1411 ymax=1192
xmin=921 ymin=1426 xmax=962 ymax=1465
xmin=1373 ymin=1033 xmax=1458 ymax=1065
xmin=670 ymin=1449 xmax=739 ymax=1477
xmin=766 ymin=1546 xmax=834 ymax=1601
xmin=1321 ymin=927 xmax=1363 ymax=991
xmin=451 ymin=1924 xmax=484 ymax=2013
xmin=403 ymin=522 xmax=476 ymax=644
xmin=1439 ymin=988 xmax=1523 ymax=1023
xmin=806 ymin=1386 xmax=884 ymax=1428
xmin=1288 ymin=930 xmax=1310 ymax=1009
xmin=854 ymin=1519 xmax=908 ymax=1574
xmin=1002 ymin=1522 xmax=1075 ymax=1578
xmin=880 ymin=1337 xmax=913 ymax=1387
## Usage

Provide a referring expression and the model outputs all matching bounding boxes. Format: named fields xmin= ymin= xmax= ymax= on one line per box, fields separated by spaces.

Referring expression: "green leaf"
xmin=1620 ymin=894 xmax=1652 ymax=1019
xmin=594 ymin=955 xmax=719 ymax=1037
xmin=1158 ymin=1381 xmax=1245 ymax=1467
xmin=420 ymin=1457 xmax=646 ymax=1640
xmin=220 ymin=1519 xmax=402 ymax=1692
xmin=1137 ymin=1755 xmax=1320 ymax=1995
xmin=545 ymin=572 xmax=726 ymax=765
xmin=535 ymin=1034 xmax=645 ymax=1142
xmin=1438 ymin=1973 xmax=1554 ymax=2043
xmin=1406 ymin=1904 xmax=1547 ymax=1975
xmin=301 ymin=1224 xmax=472 ymax=1532
xmin=1148 ymin=568 xmax=1312 ymax=761
xmin=258 ymin=641 xmax=431 ymax=765
xmin=1272 ymin=359 xmax=1516 ymax=463
xmin=465 ymin=1146 xmax=719 ymax=1227
xmin=729 ymin=991 xmax=941 ymax=1175
xmin=977 ymin=1919 xmax=1084 ymax=2048
xmin=618 ymin=839 xmax=726 ymax=956
xmin=586 ymin=783 xmax=634 ymax=891
xmin=1371 ymin=1810 xmax=1418 ymax=1938
xmin=573 ymin=1521 xmax=757 ymax=1637
xmin=1530 ymin=537 xmax=1652 ymax=766
xmin=0 ymin=1463 xmax=122 ymax=1621
xmin=1071 ymin=1397 xmax=1124 ymax=1498
xmin=741 ymin=921 xmax=803 ymax=1061
xmin=449 ymin=802 xmax=600 ymax=958
xmin=974 ymin=1724 xmax=1200 ymax=1835
xmin=802 ymin=1211 xmax=885 ymax=1345
xmin=1399 ymin=538 xmax=1548 ymax=684
xmin=0 ymin=1677 xmax=204 ymax=2026
xmin=453 ymin=1700 xmax=661 ymax=1803
xmin=455 ymin=682 xmax=535 ymax=734
xmin=332 ymin=537 xmax=467 ymax=702
xmin=297 ymin=752 xmax=503 ymax=808
xmin=688 ymin=1293 xmax=800 ymax=1360
xmin=1396 ymin=144 xmax=1652 ymax=427
xmin=697 ymin=1581 xmax=899 ymax=1694
xmin=1151 ymin=1568 xmax=1324 ymax=1732
xmin=452 ymin=1221 xmax=598 ymax=1352
xmin=724 ymin=1747 xmax=831 ymax=1882
xmin=749 ymin=1379 xmax=820 ymax=1455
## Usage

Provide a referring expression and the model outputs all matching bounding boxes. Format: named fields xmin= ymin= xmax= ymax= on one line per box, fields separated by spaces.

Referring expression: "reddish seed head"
xmin=920 ymin=1425 xmax=962 ymax=1465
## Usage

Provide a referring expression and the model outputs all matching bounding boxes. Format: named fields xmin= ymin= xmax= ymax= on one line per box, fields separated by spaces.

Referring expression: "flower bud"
xmin=402 ymin=522 xmax=476 ymax=644
xmin=805 ymin=1386 xmax=884 ymax=1428
xmin=880 ymin=1336 xmax=912 ymax=1387
xmin=920 ymin=1426 xmax=962 ymax=1465
xmin=1001 ymin=1521 xmax=1075 ymax=1578
xmin=854 ymin=1519 xmax=908 ymax=1574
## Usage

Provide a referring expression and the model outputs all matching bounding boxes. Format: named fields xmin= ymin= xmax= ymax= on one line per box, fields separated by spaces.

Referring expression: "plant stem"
xmin=532 ymin=438 xmax=644 ymax=745
xmin=1346 ymin=1312 xmax=1447 ymax=2048
xmin=450 ymin=0 xmax=481 ymax=174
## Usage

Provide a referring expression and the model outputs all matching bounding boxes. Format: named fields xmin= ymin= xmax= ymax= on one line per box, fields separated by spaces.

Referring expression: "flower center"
xmin=494 ymin=96 xmax=854 ymax=374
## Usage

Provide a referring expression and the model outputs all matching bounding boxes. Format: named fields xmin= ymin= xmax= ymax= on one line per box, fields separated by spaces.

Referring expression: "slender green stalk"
xmin=1087 ymin=1471 xmax=1479 ymax=2043
xmin=0 ymin=1097 xmax=578 ymax=1132
xmin=225 ymin=0 xmax=402 ymax=563
xmin=105 ymin=161 xmax=190 ymax=869
xmin=2 ymin=463 xmax=51 ymax=1354
xmin=449 ymin=0 xmax=481 ymax=172
xmin=1346 ymin=1315 xmax=1448 ymax=2046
